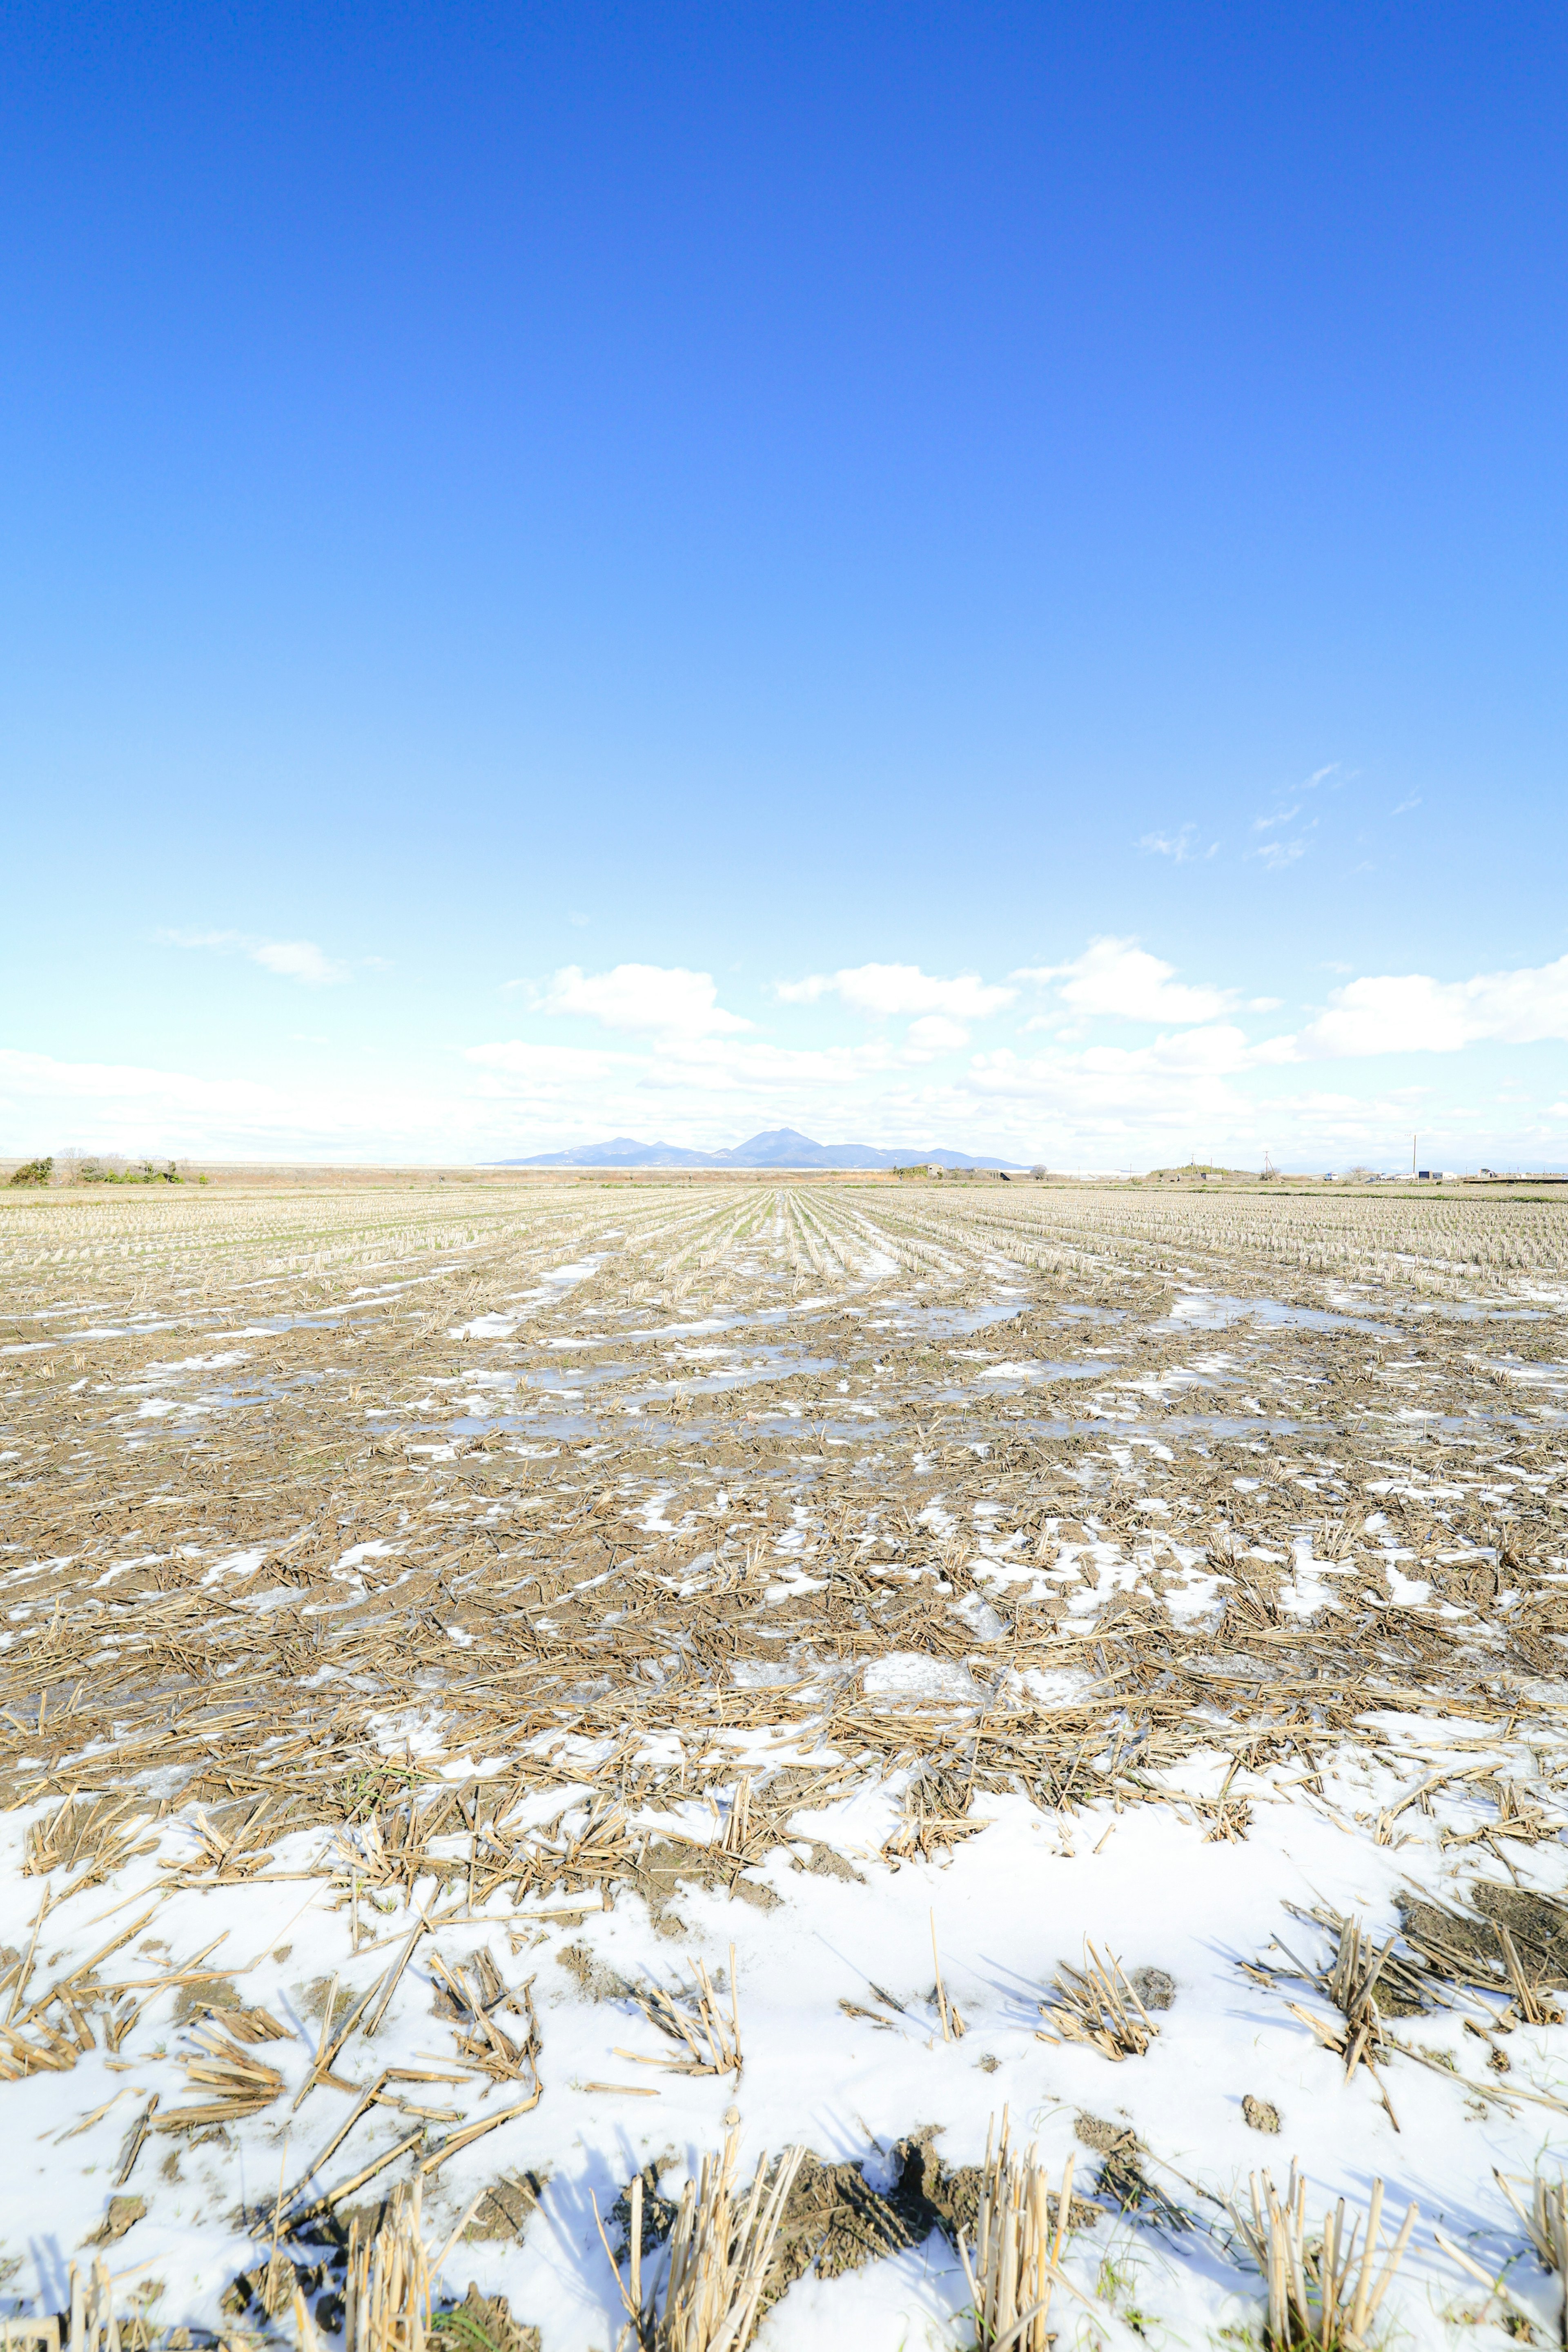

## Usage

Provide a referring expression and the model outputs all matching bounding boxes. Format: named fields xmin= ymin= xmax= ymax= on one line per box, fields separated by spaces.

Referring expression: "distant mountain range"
xmin=500 ymin=1126 xmax=1027 ymax=1171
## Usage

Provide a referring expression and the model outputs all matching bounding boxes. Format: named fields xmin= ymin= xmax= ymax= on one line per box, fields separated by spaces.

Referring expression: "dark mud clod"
xmin=85 ymin=2194 xmax=146 ymax=2246
xmin=463 ymin=2171 xmax=549 ymax=2243
xmin=610 ymin=2161 xmax=680 ymax=2254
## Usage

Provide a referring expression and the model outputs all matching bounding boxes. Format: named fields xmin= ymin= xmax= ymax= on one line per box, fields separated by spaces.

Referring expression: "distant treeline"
xmin=5 ymin=1153 xmax=206 ymax=1188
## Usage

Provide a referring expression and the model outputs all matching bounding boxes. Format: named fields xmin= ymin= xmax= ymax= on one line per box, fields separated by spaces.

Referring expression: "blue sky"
xmin=3 ymin=2 xmax=1565 ymax=1170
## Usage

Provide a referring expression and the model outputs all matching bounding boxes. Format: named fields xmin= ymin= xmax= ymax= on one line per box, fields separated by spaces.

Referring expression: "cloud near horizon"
xmin=9 ymin=941 xmax=1568 ymax=1170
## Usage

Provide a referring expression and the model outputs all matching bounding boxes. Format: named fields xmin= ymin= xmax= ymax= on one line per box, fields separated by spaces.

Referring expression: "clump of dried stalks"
xmin=621 ymin=1945 xmax=742 ymax=2079
xmin=930 ymin=1909 xmax=967 ymax=2042
xmin=429 ymin=1947 xmax=540 ymax=2084
xmin=34 ymin=2256 xmax=169 ymax=2352
xmin=718 ymin=1776 xmax=752 ymax=1855
xmin=955 ymin=2112 xmax=1079 ymax=2352
xmin=338 ymin=2177 xmax=481 ymax=2352
xmin=1224 ymin=2168 xmax=1417 ymax=2351
xmin=1490 ymin=2171 xmax=1568 ymax=2337
xmin=343 ymin=2183 xmax=433 ymax=2352
xmin=1250 ymin=1910 xmax=1406 ymax=2127
xmin=1493 ymin=1925 xmax=1567 ymax=2028
xmin=163 ymin=1801 xmax=277 ymax=1885
xmin=23 ymin=1794 xmax=157 ymax=1886
xmin=1038 ymin=1942 xmax=1158 ymax=2060
xmin=67 ymin=2259 xmax=133 ymax=2352
xmin=599 ymin=2129 xmax=803 ymax=2352
xmin=158 ymin=2016 xmax=286 ymax=2130
xmin=1285 ymin=1917 xmax=1394 ymax=2075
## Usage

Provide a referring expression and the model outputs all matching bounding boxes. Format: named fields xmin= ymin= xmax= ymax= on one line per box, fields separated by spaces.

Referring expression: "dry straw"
xmin=1490 ymin=2170 xmax=1568 ymax=2341
xmin=1224 ymin=2167 xmax=1417 ymax=2352
xmin=954 ymin=2111 xmax=1080 ymax=2352
xmin=622 ymin=1944 xmax=743 ymax=2079
xmin=1037 ymin=1941 xmax=1158 ymax=2060
xmin=598 ymin=2128 xmax=803 ymax=2352
xmin=931 ymin=1909 xmax=967 ymax=2042
xmin=2 ymin=1174 xmax=1561 ymax=2316
xmin=1261 ymin=1911 xmax=1405 ymax=2128
xmin=337 ymin=2176 xmax=477 ymax=2352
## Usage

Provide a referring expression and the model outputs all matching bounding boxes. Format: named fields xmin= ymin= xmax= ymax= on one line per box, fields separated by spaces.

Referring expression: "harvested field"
xmin=2 ymin=1176 xmax=1566 ymax=2351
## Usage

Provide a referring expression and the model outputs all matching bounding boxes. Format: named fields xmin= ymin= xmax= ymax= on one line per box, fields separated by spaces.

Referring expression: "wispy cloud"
xmin=1392 ymin=794 xmax=1421 ymax=815
xmin=1137 ymin=824 xmax=1217 ymax=863
xmin=1245 ymin=762 xmax=1345 ymax=865
xmin=251 ymin=940 xmax=345 ymax=984
xmin=157 ymin=929 xmax=350 ymax=984
xmin=1250 ymin=837 xmax=1308 ymax=871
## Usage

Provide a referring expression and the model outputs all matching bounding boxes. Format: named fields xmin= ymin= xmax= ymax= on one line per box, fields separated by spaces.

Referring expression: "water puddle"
xmin=1164 ymin=1291 xmax=1399 ymax=1338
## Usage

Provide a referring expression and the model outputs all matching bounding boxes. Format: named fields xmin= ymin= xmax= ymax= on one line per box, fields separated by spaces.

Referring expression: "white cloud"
xmin=1392 ymin=795 xmax=1421 ymax=816
xmin=965 ymin=1025 xmax=1262 ymax=1135
xmin=1252 ymin=806 xmax=1300 ymax=832
xmin=463 ymin=1041 xmax=630 ymax=1080
xmin=1298 ymin=953 xmax=1568 ymax=1057
xmin=157 ymin=928 xmax=349 ymax=985
xmin=1015 ymin=937 xmax=1238 ymax=1025
xmin=0 ymin=1046 xmax=456 ymax=1160
xmin=22 ymin=925 xmax=1568 ymax=1173
xmin=640 ymin=1033 xmax=898 ymax=1085
xmin=251 ymin=940 xmax=345 ymax=985
xmin=904 ymin=1014 xmax=970 ymax=1057
xmin=7 ymin=1001 xmax=1563 ymax=1174
xmin=1251 ymin=837 xmax=1307 ymax=870
xmin=537 ymin=964 xmax=751 ymax=1037
xmin=468 ymin=1029 xmax=902 ymax=1111
xmin=1138 ymin=825 xmax=1216 ymax=863
xmin=0 ymin=1046 xmax=276 ymax=1116
xmin=775 ymin=964 xmax=1015 ymax=1019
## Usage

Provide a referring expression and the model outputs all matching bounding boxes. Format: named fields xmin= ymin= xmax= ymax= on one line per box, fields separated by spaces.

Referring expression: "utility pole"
xmin=1411 ymin=1132 xmax=1417 ymax=1178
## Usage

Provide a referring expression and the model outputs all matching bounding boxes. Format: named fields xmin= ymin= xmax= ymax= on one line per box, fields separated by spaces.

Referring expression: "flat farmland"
xmin=2 ymin=1178 xmax=1566 ymax=2351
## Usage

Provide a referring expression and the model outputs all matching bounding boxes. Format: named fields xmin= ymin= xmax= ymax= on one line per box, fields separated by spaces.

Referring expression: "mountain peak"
xmin=500 ymin=1128 xmax=1025 ymax=1171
